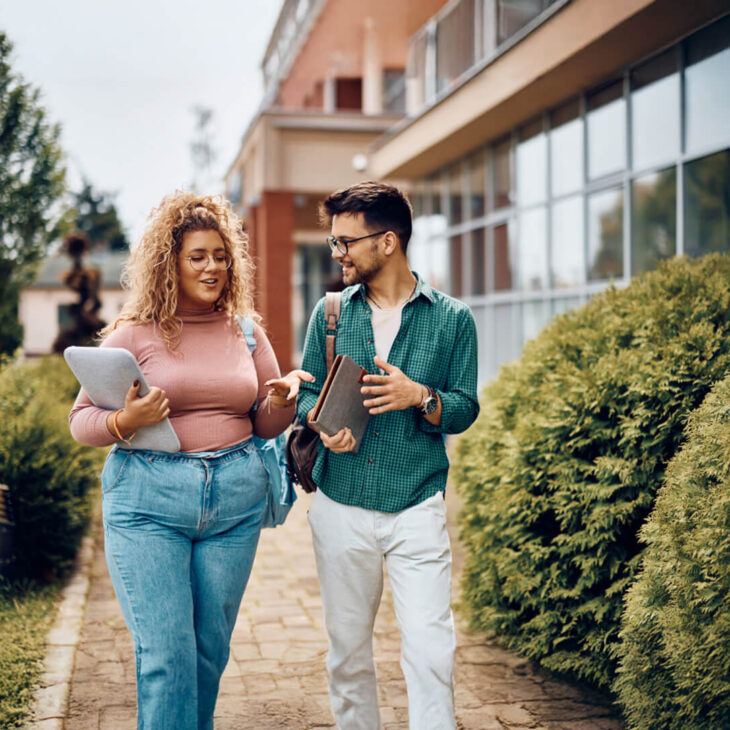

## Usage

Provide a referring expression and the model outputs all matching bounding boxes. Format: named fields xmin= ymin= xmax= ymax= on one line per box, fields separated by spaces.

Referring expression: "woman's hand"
xmin=109 ymin=381 xmax=170 ymax=436
xmin=265 ymin=369 xmax=314 ymax=408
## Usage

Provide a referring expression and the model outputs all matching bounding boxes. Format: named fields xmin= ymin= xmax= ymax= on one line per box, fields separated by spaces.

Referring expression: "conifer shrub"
xmin=453 ymin=254 xmax=730 ymax=689
xmin=0 ymin=356 xmax=102 ymax=581
xmin=614 ymin=374 xmax=730 ymax=728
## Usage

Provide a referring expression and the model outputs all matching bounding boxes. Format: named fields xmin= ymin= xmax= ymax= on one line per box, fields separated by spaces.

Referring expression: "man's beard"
xmin=341 ymin=243 xmax=382 ymax=286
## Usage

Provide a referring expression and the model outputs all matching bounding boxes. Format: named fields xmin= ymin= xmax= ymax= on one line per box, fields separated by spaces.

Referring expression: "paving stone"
xmin=63 ymin=490 xmax=624 ymax=729
xmin=33 ymin=683 xmax=68 ymax=720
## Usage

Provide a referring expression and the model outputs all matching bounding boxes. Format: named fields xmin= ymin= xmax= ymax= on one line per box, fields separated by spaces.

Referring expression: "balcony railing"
xmin=406 ymin=0 xmax=562 ymax=116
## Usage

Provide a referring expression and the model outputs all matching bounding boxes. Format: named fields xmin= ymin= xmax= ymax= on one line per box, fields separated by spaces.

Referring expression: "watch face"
xmin=422 ymin=389 xmax=437 ymax=414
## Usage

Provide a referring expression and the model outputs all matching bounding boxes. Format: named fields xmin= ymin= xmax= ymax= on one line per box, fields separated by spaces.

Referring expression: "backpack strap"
xmin=237 ymin=315 xmax=257 ymax=355
xmin=324 ymin=291 xmax=341 ymax=372
xmin=236 ymin=315 xmax=258 ymax=413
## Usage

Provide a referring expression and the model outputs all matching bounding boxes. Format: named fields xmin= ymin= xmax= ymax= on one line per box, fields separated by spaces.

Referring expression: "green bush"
xmin=614 ymin=373 xmax=730 ymax=728
xmin=454 ymin=254 xmax=730 ymax=689
xmin=0 ymin=356 xmax=102 ymax=581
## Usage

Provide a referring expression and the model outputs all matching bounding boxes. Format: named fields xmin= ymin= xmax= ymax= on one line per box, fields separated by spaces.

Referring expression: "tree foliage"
xmin=453 ymin=254 xmax=730 ymax=690
xmin=615 ymin=373 xmax=730 ymax=729
xmin=0 ymin=31 xmax=66 ymax=355
xmin=70 ymin=180 xmax=129 ymax=251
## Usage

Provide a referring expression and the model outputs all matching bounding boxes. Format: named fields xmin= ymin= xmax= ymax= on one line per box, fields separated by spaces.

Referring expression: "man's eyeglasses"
xmin=184 ymin=253 xmax=232 ymax=271
xmin=327 ymin=230 xmax=388 ymax=255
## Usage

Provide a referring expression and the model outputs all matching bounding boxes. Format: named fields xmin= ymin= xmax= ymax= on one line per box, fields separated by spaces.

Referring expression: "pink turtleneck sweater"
xmin=69 ymin=309 xmax=293 ymax=453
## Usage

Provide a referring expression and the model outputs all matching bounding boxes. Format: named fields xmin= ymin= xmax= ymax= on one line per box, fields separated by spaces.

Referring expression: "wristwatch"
xmin=419 ymin=386 xmax=438 ymax=415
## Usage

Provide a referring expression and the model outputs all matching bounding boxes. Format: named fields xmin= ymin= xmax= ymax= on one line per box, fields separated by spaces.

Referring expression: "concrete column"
xmin=323 ymin=77 xmax=336 ymax=113
xmin=362 ymin=17 xmax=383 ymax=115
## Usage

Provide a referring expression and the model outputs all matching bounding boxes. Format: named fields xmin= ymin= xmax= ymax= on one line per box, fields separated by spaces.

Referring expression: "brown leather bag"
xmin=286 ymin=292 xmax=341 ymax=493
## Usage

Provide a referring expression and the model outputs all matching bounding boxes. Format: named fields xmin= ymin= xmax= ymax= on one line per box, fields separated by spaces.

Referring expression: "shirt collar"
xmin=343 ymin=270 xmax=435 ymax=307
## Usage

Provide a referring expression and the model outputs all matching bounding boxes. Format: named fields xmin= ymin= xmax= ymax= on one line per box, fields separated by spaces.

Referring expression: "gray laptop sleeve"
xmin=64 ymin=346 xmax=181 ymax=453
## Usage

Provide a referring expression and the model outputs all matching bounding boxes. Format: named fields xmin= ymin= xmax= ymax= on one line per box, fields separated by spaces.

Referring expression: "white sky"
xmin=0 ymin=0 xmax=283 ymax=243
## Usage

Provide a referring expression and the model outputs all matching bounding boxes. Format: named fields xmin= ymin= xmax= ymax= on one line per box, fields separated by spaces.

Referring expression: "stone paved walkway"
xmin=65 ymin=491 xmax=623 ymax=729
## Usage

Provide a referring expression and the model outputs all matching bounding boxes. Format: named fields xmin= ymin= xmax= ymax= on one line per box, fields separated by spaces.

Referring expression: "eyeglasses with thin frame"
xmin=184 ymin=252 xmax=233 ymax=271
xmin=326 ymin=230 xmax=388 ymax=255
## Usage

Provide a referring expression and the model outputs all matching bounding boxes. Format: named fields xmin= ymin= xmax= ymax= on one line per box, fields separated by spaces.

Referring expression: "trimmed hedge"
xmin=614 ymin=373 xmax=730 ymax=728
xmin=454 ymin=254 xmax=730 ymax=689
xmin=0 ymin=356 xmax=102 ymax=581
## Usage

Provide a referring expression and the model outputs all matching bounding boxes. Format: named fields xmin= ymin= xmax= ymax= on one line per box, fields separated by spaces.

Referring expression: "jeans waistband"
xmin=113 ymin=438 xmax=254 ymax=464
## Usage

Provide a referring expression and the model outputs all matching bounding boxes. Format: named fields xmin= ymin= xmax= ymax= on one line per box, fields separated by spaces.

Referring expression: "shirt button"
xmin=374 ymin=431 xmax=380 ymax=436
xmin=368 ymin=339 xmax=372 ymax=344
xmin=368 ymin=458 xmax=374 ymax=464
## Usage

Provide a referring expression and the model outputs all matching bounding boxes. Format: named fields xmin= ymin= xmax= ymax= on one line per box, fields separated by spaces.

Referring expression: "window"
xmin=631 ymin=50 xmax=680 ymax=171
xmin=588 ymin=188 xmax=624 ymax=281
xmin=632 ymin=168 xmax=676 ymax=274
xmin=684 ymin=149 xmax=730 ymax=258
xmin=684 ymin=15 xmax=730 ymax=155
xmin=588 ymin=81 xmax=626 ymax=180
xmin=551 ymin=195 xmax=585 ymax=287
xmin=550 ymin=99 xmax=583 ymax=196
xmin=516 ymin=118 xmax=547 ymax=206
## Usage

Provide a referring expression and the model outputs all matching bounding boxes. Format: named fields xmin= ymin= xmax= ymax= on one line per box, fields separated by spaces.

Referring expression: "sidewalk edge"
xmin=27 ymin=532 xmax=96 ymax=730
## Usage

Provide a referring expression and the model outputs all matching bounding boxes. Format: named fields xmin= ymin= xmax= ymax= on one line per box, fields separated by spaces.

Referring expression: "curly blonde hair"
xmin=101 ymin=191 xmax=257 ymax=349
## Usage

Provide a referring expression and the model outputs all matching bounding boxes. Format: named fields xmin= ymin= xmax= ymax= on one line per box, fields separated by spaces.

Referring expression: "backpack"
xmin=285 ymin=292 xmax=341 ymax=493
xmin=237 ymin=316 xmax=296 ymax=528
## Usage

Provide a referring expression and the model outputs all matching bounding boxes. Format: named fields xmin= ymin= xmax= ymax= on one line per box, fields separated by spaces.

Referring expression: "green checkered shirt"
xmin=296 ymin=272 xmax=479 ymax=513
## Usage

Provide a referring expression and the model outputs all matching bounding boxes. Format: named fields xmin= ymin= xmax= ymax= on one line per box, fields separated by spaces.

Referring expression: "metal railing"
xmin=406 ymin=0 xmax=560 ymax=116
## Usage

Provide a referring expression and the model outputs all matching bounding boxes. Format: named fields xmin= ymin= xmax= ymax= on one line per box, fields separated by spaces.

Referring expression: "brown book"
xmin=309 ymin=354 xmax=371 ymax=453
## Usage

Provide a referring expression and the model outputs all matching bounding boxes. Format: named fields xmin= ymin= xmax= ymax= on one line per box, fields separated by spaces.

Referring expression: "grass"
xmin=0 ymin=580 xmax=60 ymax=728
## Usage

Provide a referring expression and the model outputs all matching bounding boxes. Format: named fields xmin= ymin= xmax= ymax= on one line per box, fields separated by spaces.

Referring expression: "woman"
xmin=69 ymin=191 xmax=311 ymax=729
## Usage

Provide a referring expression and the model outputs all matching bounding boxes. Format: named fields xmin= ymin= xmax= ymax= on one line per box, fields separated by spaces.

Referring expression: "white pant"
xmin=308 ymin=489 xmax=456 ymax=730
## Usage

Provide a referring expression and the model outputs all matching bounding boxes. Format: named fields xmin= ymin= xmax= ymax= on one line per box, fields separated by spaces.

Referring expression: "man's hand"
xmin=320 ymin=427 xmax=356 ymax=453
xmin=360 ymin=356 xmax=423 ymax=415
xmin=265 ymin=369 xmax=315 ymax=408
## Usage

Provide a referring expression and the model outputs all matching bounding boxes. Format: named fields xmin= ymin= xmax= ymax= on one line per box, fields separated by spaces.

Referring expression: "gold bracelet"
xmin=112 ymin=409 xmax=136 ymax=445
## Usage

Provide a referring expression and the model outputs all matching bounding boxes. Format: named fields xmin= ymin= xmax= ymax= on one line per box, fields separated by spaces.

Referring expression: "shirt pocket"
xmin=401 ymin=332 xmax=450 ymax=387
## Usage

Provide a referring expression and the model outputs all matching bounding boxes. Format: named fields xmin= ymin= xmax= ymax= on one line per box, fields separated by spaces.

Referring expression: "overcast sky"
xmin=1 ymin=0 xmax=282 ymax=243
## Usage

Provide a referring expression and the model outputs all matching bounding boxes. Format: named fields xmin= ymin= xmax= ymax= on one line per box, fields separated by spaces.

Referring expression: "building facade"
xmin=369 ymin=0 xmax=730 ymax=383
xmin=228 ymin=0 xmax=730 ymax=381
xmin=224 ymin=0 xmax=445 ymax=371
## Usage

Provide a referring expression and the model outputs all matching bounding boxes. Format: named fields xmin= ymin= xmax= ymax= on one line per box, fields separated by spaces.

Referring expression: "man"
xmin=297 ymin=181 xmax=479 ymax=730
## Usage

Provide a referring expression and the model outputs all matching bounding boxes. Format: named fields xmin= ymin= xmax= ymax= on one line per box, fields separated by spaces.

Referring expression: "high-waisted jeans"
xmin=101 ymin=439 xmax=267 ymax=730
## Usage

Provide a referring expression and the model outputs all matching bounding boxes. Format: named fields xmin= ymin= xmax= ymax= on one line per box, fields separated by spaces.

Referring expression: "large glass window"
xmin=516 ymin=118 xmax=547 ymax=206
xmin=685 ymin=15 xmax=730 ymax=156
xmin=494 ymin=136 xmax=513 ymax=209
xmin=550 ymin=99 xmax=583 ymax=196
xmin=468 ymin=148 xmax=487 ymax=218
xmin=551 ymin=195 xmax=585 ymax=287
xmin=450 ymin=234 xmax=463 ymax=296
xmin=493 ymin=222 xmax=514 ymax=291
xmin=631 ymin=50 xmax=680 ymax=171
xmin=405 ymin=14 xmax=730 ymax=386
xmin=588 ymin=81 xmax=626 ymax=180
xmin=471 ymin=228 xmax=487 ymax=295
xmin=632 ymin=168 xmax=676 ymax=274
xmin=588 ymin=188 xmax=624 ymax=281
xmin=684 ymin=149 xmax=730 ymax=258
xmin=517 ymin=207 xmax=548 ymax=290
xmin=448 ymin=164 xmax=464 ymax=226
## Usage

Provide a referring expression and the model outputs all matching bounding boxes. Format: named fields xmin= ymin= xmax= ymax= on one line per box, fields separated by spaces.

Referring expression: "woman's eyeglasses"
xmin=184 ymin=253 xmax=232 ymax=271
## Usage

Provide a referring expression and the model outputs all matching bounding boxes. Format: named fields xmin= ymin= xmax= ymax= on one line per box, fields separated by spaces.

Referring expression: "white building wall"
xmin=19 ymin=288 xmax=128 ymax=355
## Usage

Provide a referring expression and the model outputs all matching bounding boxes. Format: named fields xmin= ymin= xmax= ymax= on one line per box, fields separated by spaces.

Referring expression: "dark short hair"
xmin=320 ymin=181 xmax=413 ymax=253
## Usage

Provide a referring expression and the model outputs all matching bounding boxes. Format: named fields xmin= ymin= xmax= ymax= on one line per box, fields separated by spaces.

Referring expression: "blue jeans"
xmin=101 ymin=439 xmax=267 ymax=730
